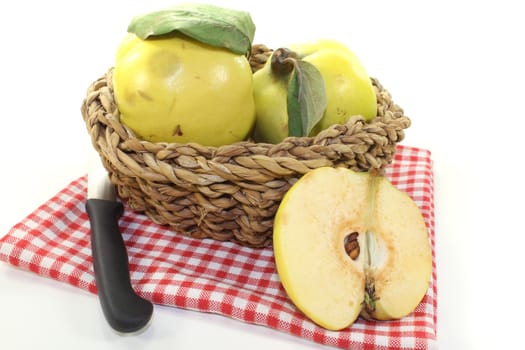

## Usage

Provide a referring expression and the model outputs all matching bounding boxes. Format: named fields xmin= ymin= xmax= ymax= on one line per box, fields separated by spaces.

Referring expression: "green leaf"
xmin=287 ymin=60 xmax=327 ymax=137
xmin=127 ymin=3 xmax=255 ymax=55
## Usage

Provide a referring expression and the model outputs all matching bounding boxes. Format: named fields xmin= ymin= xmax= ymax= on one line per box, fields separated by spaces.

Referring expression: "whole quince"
xmin=252 ymin=39 xmax=377 ymax=144
xmin=113 ymin=33 xmax=256 ymax=146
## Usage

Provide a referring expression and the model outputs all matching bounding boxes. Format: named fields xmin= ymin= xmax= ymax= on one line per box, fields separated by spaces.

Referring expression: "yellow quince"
xmin=253 ymin=39 xmax=377 ymax=144
xmin=113 ymin=33 xmax=256 ymax=146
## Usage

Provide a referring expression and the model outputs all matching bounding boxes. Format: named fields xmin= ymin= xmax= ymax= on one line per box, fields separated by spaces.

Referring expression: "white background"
xmin=1 ymin=0 xmax=524 ymax=349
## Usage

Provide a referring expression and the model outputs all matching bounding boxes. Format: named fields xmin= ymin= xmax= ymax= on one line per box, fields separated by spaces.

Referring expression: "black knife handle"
xmin=86 ymin=198 xmax=153 ymax=333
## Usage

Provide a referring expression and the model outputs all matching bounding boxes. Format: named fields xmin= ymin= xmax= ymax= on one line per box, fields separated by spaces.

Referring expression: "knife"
xmin=86 ymin=151 xmax=153 ymax=334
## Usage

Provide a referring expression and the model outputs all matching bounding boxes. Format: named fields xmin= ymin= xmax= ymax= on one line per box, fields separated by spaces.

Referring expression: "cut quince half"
xmin=273 ymin=167 xmax=432 ymax=330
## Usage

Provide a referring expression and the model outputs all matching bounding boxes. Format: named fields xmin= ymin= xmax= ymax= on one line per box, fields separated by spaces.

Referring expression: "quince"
xmin=273 ymin=167 xmax=432 ymax=330
xmin=113 ymin=33 xmax=256 ymax=146
xmin=252 ymin=39 xmax=377 ymax=143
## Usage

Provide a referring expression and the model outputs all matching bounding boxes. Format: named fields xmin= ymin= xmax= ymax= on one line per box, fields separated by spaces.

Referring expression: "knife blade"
xmin=86 ymin=151 xmax=153 ymax=334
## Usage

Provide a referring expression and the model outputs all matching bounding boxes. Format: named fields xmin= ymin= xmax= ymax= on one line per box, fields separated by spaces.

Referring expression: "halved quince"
xmin=273 ymin=167 xmax=432 ymax=330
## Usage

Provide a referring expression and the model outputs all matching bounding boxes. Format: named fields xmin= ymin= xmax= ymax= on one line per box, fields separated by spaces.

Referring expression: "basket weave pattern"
xmin=81 ymin=45 xmax=410 ymax=247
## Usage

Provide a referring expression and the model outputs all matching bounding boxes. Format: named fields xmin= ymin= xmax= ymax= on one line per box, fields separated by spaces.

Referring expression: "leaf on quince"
xmin=127 ymin=3 xmax=255 ymax=55
xmin=287 ymin=61 xmax=327 ymax=137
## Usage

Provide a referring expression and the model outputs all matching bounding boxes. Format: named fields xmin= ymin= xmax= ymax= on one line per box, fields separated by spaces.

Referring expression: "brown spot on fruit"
xmin=173 ymin=124 xmax=184 ymax=136
xmin=137 ymin=90 xmax=153 ymax=101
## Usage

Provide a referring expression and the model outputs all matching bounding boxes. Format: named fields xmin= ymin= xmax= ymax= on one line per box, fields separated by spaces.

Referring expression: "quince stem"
xmin=271 ymin=48 xmax=298 ymax=77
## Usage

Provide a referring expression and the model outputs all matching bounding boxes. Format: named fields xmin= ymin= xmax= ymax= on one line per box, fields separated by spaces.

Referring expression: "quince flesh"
xmin=273 ymin=167 xmax=432 ymax=330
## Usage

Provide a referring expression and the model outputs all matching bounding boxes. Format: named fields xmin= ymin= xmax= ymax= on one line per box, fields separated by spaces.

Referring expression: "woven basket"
xmin=81 ymin=44 xmax=410 ymax=248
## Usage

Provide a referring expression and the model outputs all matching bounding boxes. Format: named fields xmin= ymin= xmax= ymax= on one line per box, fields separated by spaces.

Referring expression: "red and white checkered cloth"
xmin=0 ymin=144 xmax=437 ymax=349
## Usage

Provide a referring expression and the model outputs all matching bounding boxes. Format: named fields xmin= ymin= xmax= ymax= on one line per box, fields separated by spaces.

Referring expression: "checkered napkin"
xmin=0 ymin=145 xmax=437 ymax=349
